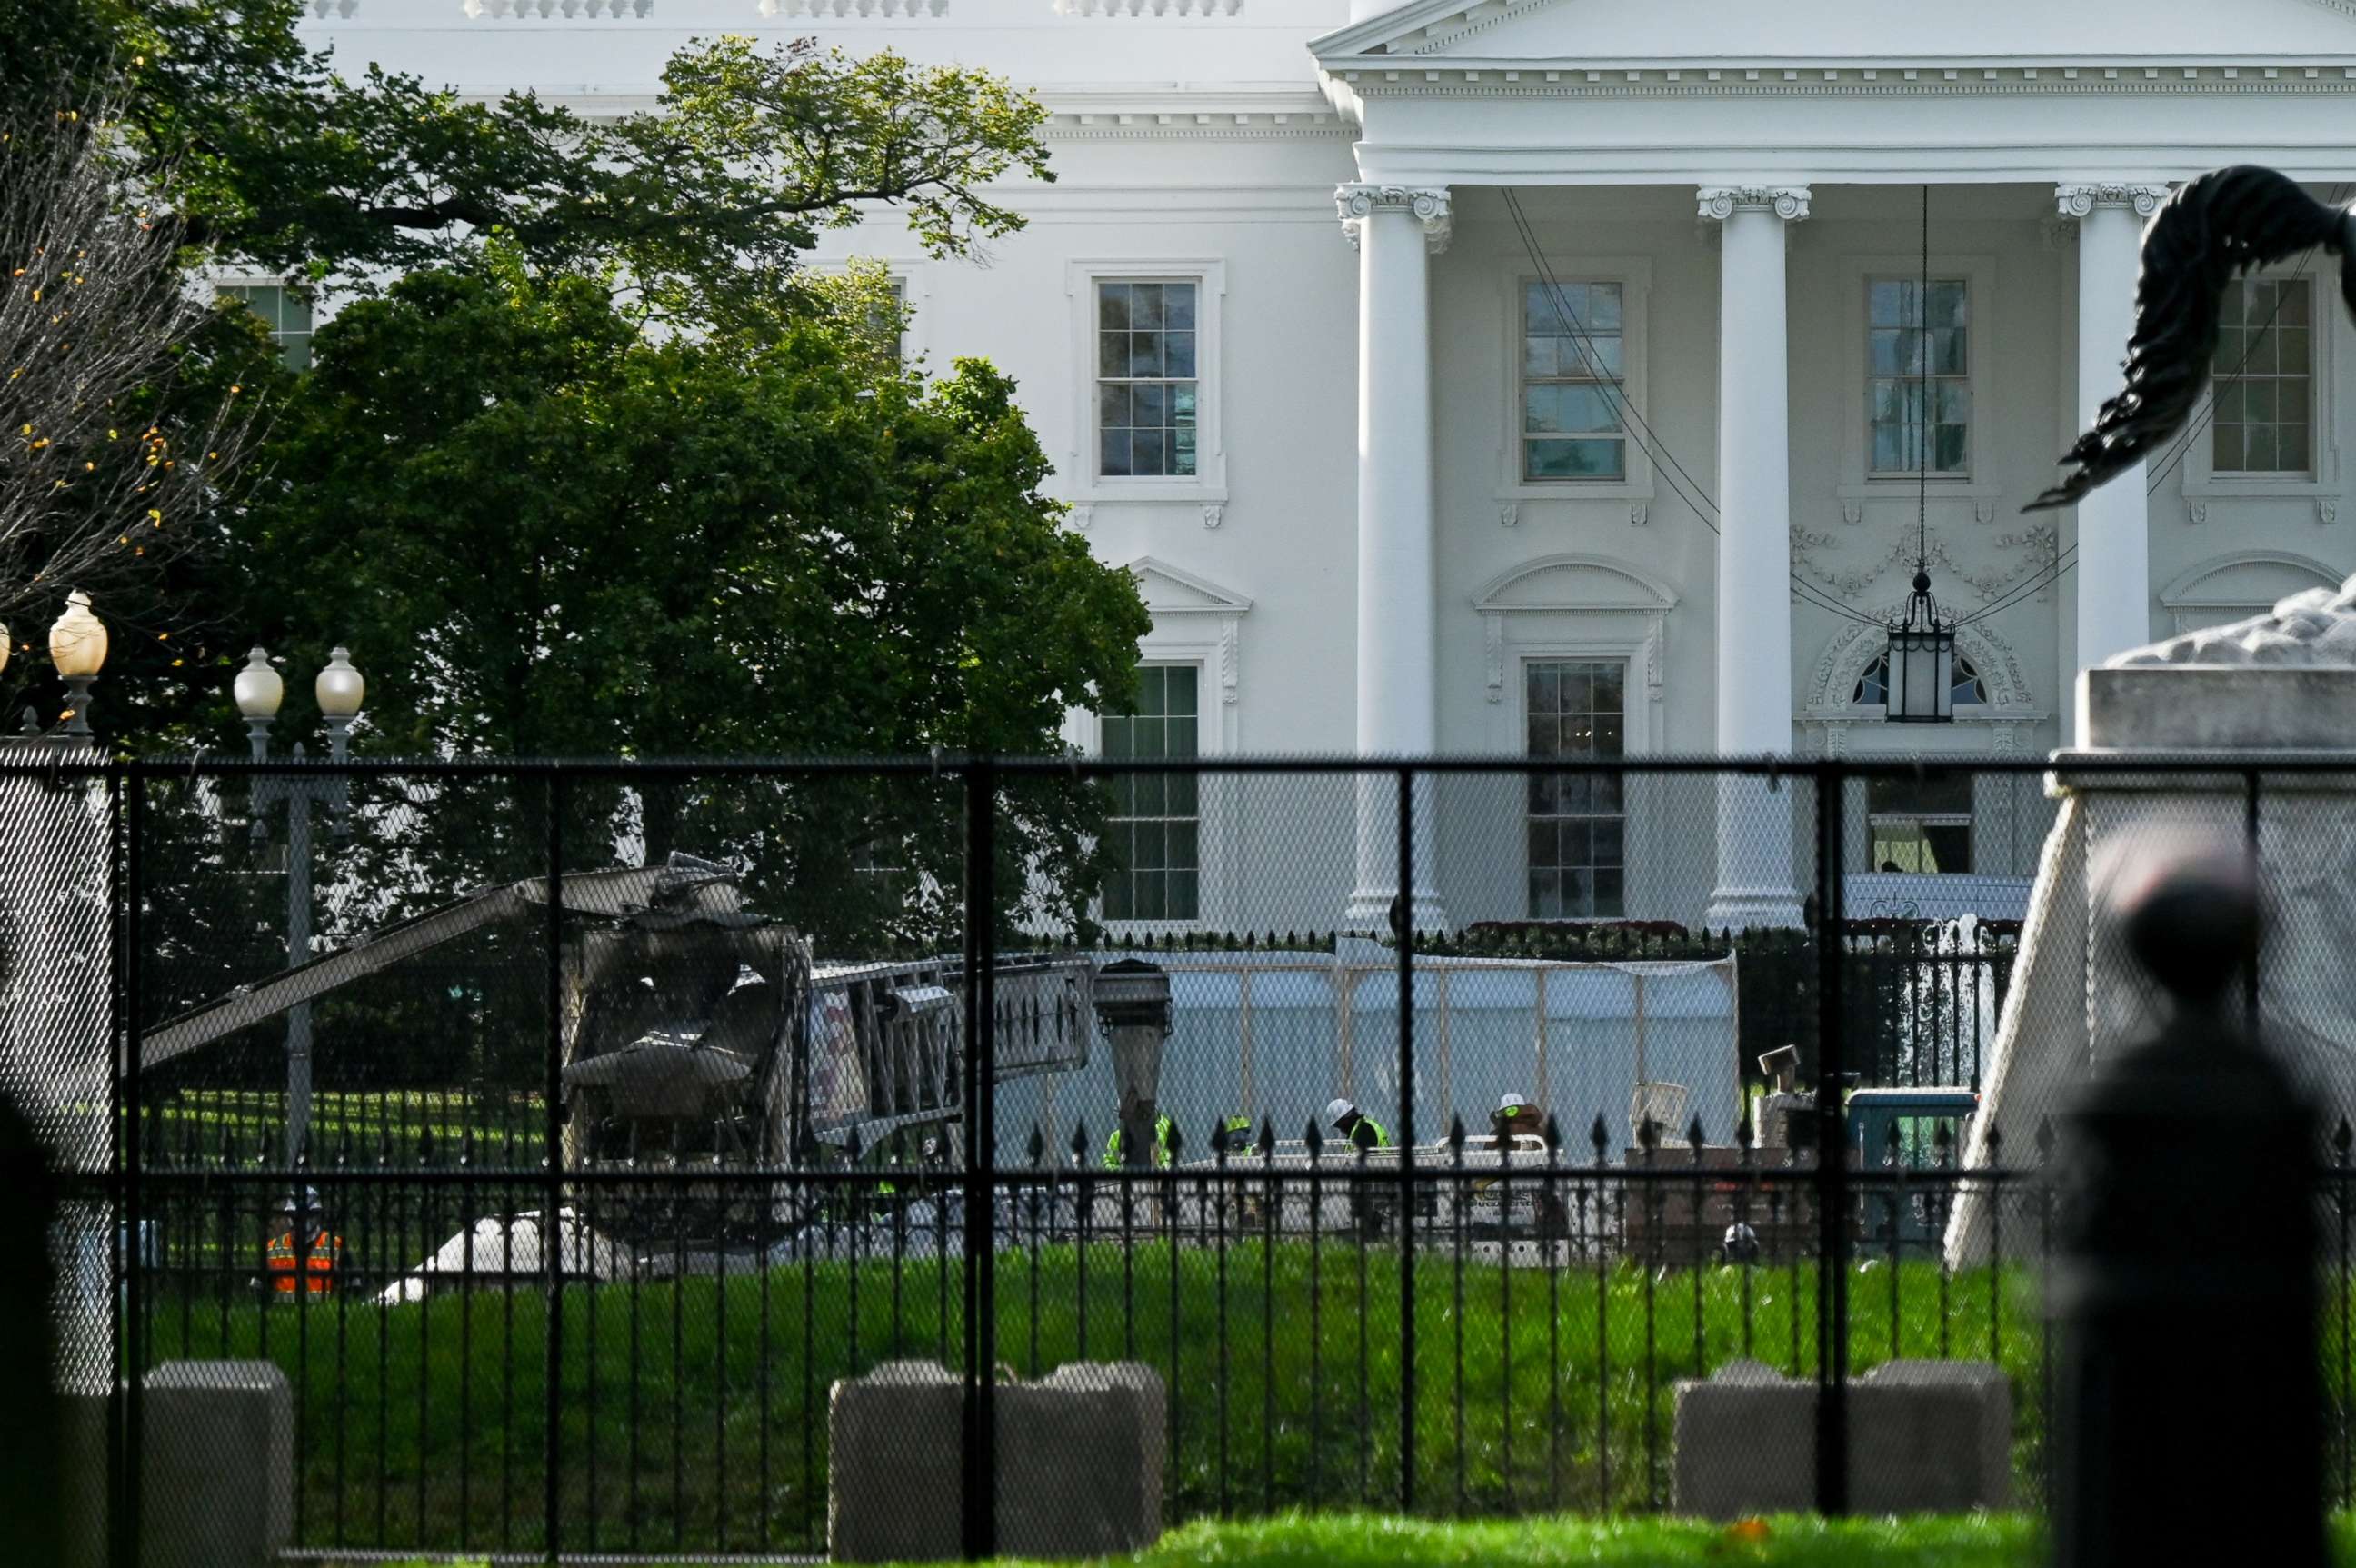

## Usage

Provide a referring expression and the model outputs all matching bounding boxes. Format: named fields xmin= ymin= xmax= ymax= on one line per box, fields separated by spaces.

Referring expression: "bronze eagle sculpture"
xmin=2028 ymin=166 xmax=2356 ymax=512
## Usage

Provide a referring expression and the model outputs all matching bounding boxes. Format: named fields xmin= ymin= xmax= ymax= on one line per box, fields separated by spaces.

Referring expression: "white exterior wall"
xmin=292 ymin=0 xmax=2356 ymax=931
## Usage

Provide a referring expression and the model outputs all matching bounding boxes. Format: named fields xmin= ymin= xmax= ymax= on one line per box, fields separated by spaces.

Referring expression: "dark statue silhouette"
xmin=2030 ymin=166 xmax=2356 ymax=512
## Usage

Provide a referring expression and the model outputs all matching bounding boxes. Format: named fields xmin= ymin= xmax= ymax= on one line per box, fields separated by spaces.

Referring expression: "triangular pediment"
xmin=1318 ymin=0 xmax=2356 ymax=67
xmin=1125 ymin=556 xmax=1253 ymax=614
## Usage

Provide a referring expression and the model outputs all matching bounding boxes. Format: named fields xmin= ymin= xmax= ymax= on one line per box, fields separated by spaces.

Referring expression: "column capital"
xmin=1335 ymin=183 xmax=1453 ymax=254
xmin=2054 ymin=182 xmax=2170 ymax=220
xmin=1696 ymin=185 xmax=1811 ymax=223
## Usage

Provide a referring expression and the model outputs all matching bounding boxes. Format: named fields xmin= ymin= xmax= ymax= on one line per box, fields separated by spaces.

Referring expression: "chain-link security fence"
xmin=6 ymin=753 xmax=2350 ymax=1561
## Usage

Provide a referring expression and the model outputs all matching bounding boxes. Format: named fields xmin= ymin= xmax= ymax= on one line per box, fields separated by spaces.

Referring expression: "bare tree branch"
xmin=0 ymin=95 xmax=263 ymax=637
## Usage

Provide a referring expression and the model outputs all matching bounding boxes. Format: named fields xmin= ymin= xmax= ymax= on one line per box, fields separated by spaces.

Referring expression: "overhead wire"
xmin=1501 ymin=191 xmax=1728 ymax=534
xmin=1502 ymin=189 xmax=1888 ymax=625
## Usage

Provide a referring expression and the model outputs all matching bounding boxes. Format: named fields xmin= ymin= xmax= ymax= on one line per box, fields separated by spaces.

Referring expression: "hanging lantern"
xmin=1886 ymin=569 xmax=1958 ymax=724
xmin=1883 ymin=185 xmax=1957 ymax=725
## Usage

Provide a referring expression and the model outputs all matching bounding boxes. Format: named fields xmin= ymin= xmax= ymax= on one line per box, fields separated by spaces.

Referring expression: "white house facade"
xmin=282 ymin=0 xmax=2356 ymax=933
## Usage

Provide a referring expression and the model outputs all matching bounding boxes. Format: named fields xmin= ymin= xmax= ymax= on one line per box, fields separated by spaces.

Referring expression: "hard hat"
xmin=1497 ymin=1093 xmax=1530 ymax=1115
xmin=1324 ymin=1097 xmax=1356 ymax=1128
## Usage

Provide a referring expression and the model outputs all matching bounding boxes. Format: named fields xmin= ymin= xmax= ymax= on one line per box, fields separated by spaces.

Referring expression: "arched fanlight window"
xmin=1854 ymin=648 xmax=1987 ymax=710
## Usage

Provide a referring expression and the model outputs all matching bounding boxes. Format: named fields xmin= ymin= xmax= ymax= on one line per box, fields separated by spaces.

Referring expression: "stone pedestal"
xmin=138 ymin=1362 xmax=293 ymax=1568
xmin=829 ymin=1360 xmax=1164 ymax=1562
xmin=1953 ymin=643 xmax=2356 ymax=1263
xmin=1673 ymin=1358 xmax=2011 ymax=1518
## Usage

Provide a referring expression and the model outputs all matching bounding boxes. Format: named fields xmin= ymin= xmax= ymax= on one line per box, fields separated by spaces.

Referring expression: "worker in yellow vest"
xmin=264 ymin=1188 xmax=343 ymax=1298
xmin=1103 ymin=1113 xmax=1175 ymax=1171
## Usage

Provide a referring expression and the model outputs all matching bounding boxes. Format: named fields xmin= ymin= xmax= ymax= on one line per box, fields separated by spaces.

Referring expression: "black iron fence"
xmin=1 ymin=752 xmax=2346 ymax=1562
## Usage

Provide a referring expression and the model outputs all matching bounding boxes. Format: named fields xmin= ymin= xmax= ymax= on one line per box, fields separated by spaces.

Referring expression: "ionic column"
xmin=1698 ymin=185 xmax=1810 ymax=931
xmin=1337 ymin=183 xmax=1450 ymax=929
xmin=2057 ymin=183 xmax=2170 ymax=693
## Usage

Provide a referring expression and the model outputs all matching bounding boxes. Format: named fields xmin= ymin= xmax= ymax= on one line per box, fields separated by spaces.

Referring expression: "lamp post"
xmin=237 ymin=645 xmax=364 ymax=1164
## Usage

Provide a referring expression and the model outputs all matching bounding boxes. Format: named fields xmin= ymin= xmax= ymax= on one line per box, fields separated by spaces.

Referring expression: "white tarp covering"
xmin=997 ymin=944 xmax=1740 ymax=1163
xmin=376 ymin=1208 xmax=632 ymax=1303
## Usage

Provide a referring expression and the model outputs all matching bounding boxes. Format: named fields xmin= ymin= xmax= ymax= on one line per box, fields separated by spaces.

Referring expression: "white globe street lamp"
xmin=46 ymin=590 xmax=108 ymax=735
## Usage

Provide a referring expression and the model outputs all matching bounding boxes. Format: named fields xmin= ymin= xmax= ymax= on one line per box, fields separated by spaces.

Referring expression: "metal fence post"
xmin=544 ymin=771 xmax=565 ymax=1566
xmin=1813 ymin=761 xmax=1850 ymax=1514
xmin=2244 ymin=767 xmax=2261 ymax=1039
xmin=117 ymin=766 xmax=141 ymax=1568
xmin=1396 ymin=764 xmax=1416 ymax=1515
xmin=961 ymin=759 xmax=998 ymax=1560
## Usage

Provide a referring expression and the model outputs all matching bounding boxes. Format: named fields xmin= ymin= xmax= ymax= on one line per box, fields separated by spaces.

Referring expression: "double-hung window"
xmin=1102 ymin=665 xmax=1200 ymax=921
xmin=1524 ymin=660 xmax=1626 ymax=917
xmin=1867 ymin=278 xmax=1969 ymax=476
xmin=218 ymin=283 xmax=314 ymax=371
xmin=1096 ymin=281 xmax=1198 ymax=479
xmin=1520 ymin=280 xmax=1627 ymax=482
xmin=2212 ymin=277 xmax=2314 ymax=475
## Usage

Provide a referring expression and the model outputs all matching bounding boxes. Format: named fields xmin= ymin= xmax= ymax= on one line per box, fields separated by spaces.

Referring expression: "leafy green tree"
xmin=226 ymin=263 xmax=1147 ymax=944
xmin=14 ymin=0 xmax=1051 ymax=318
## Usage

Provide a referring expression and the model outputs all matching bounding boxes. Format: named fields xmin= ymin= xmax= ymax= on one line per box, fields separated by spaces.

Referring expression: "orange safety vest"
xmin=265 ymin=1229 xmax=343 ymax=1294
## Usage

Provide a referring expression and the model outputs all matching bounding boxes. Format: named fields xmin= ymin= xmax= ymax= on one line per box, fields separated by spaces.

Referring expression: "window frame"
xmin=1097 ymin=663 xmax=1207 ymax=925
xmin=1834 ymin=253 xmax=2000 ymax=506
xmin=210 ymin=276 xmax=315 ymax=370
xmin=802 ymin=257 xmax=929 ymax=368
xmin=1864 ymin=774 xmax=1976 ymax=877
xmin=1863 ymin=274 xmax=1972 ymax=481
xmin=1496 ymin=256 xmax=1654 ymax=504
xmin=2183 ymin=265 xmax=2340 ymax=499
xmin=1066 ymin=259 xmax=1227 ymax=503
xmin=1520 ymin=655 xmax=1633 ymax=919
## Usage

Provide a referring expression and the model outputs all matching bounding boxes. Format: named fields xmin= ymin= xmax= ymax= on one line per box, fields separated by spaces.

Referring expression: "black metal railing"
xmin=0 ymin=752 xmax=2343 ymax=1562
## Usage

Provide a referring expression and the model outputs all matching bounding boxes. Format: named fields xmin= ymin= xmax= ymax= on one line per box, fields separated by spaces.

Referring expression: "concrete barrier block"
xmin=1673 ymin=1358 xmax=2010 ymax=1518
xmin=1672 ymin=1359 xmax=1817 ymax=1516
xmin=1852 ymin=1360 xmax=2012 ymax=1511
xmin=139 ymin=1361 xmax=291 ymax=1568
xmin=829 ymin=1361 xmax=964 ymax=1563
xmin=998 ymin=1363 xmax=1163 ymax=1558
xmin=829 ymin=1360 xmax=1166 ymax=1562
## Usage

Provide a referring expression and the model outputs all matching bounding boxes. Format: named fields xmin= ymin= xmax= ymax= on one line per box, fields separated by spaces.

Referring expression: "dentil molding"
xmin=1336 ymin=184 xmax=1453 ymax=254
xmin=2054 ymin=183 xmax=2170 ymax=219
xmin=1695 ymin=186 xmax=1812 ymax=223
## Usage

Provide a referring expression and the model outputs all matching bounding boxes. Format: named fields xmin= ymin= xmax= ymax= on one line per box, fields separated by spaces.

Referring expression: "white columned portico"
xmin=2058 ymin=183 xmax=2170 ymax=688
xmin=1698 ymin=185 xmax=1810 ymax=931
xmin=1338 ymin=182 xmax=1450 ymax=929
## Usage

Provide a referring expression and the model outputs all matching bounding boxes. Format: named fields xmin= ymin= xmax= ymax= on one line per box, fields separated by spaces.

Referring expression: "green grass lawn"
xmin=147 ymin=1239 xmax=2066 ymax=1558
xmin=354 ymin=1511 xmax=2356 ymax=1568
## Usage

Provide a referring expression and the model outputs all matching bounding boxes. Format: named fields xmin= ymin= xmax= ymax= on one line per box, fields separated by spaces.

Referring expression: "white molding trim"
xmin=2157 ymin=547 xmax=2346 ymax=632
xmin=1471 ymin=554 xmax=1677 ymax=749
xmin=1695 ymin=186 xmax=1812 ymax=223
xmin=1801 ymin=601 xmax=2042 ymax=720
xmin=2053 ymin=182 xmax=2171 ymax=218
xmin=1494 ymin=254 xmax=1655 ymax=504
xmin=1063 ymin=258 xmax=1229 ymax=504
xmin=1335 ymin=184 xmax=1454 ymax=254
xmin=1124 ymin=555 xmax=1253 ymax=716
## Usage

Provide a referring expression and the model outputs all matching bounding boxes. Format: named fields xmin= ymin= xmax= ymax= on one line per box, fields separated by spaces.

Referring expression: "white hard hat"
xmin=1324 ymin=1097 xmax=1356 ymax=1128
xmin=1497 ymin=1093 xmax=1530 ymax=1114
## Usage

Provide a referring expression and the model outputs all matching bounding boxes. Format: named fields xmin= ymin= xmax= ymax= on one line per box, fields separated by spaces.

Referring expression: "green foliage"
xmin=221 ymin=265 xmax=1146 ymax=941
xmin=16 ymin=0 xmax=1050 ymax=307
